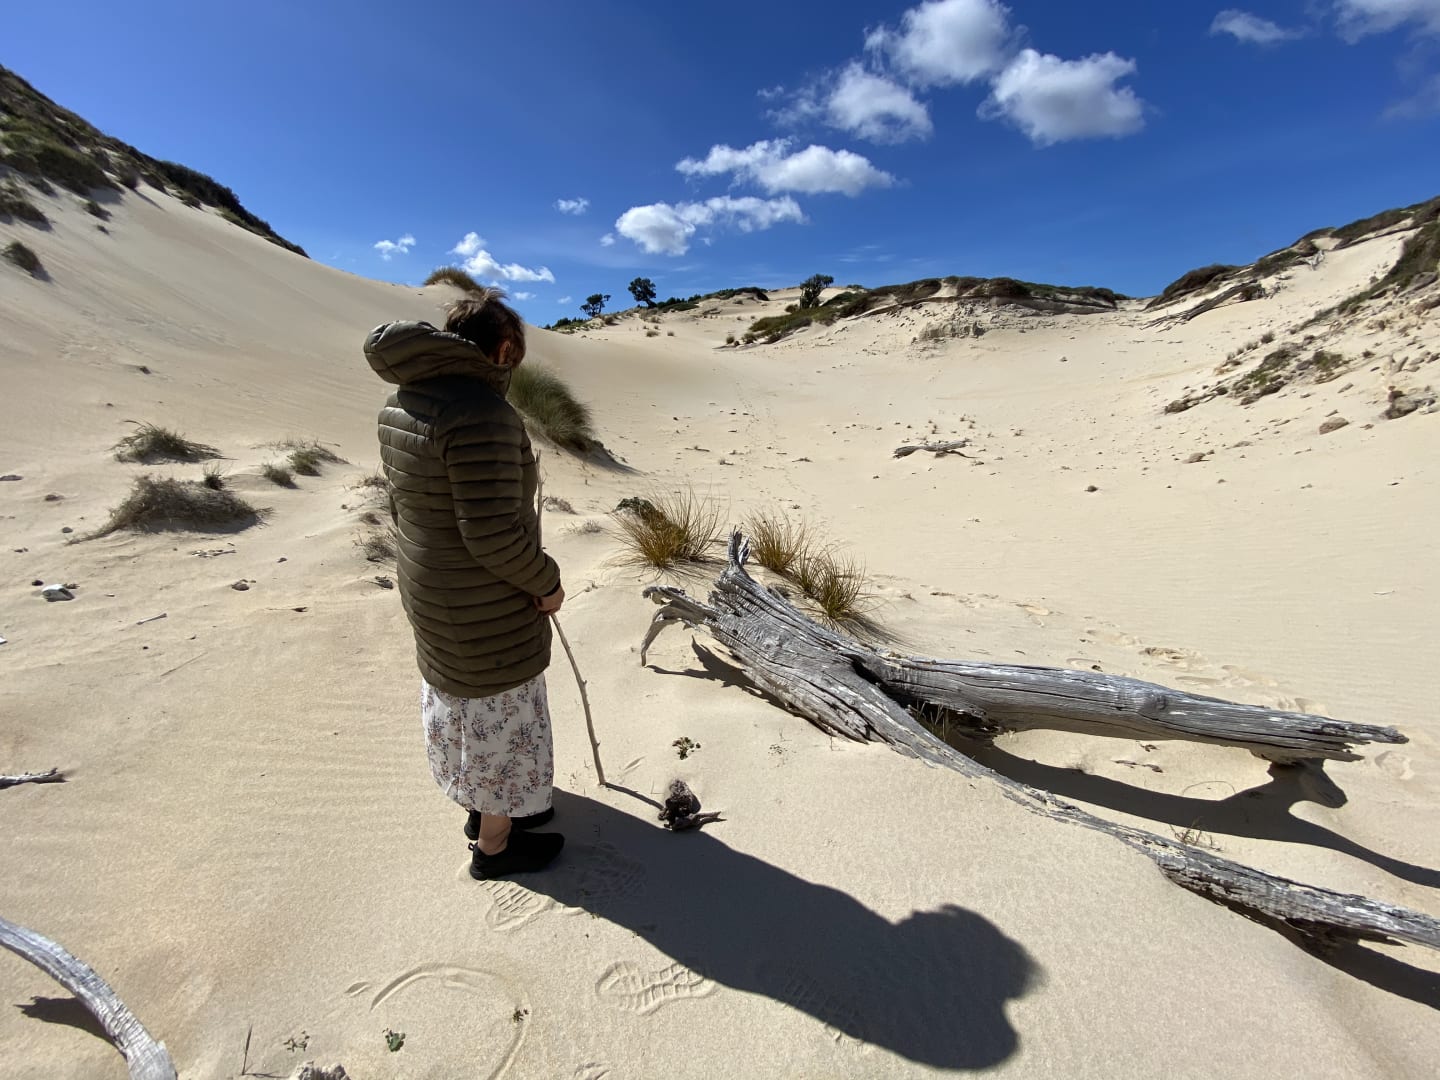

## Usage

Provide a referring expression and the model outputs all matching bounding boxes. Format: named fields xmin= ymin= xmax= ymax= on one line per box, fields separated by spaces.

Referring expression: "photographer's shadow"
xmin=524 ymin=791 xmax=1039 ymax=1070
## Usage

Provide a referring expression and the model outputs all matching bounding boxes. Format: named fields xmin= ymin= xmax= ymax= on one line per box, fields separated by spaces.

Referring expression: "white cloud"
xmin=448 ymin=232 xmax=555 ymax=283
xmin=825 ymin=63 xmax=934 ymax=142
xmin=614 ymin=196 xmax=805 ymax=255
xmin=982 ymin=49 xmax=1145 ymax=145
xmin=512 ymin=291 xmax=535 ymax=301
xmin=557 ymin=296 xmax=573 ymax=304
xmin=865 ymin=0 xmax=1013 ymax=87
xmin=555 ymin=197 xmax=590 ymax=215
xmin=600 ymin=233 xmax=616 ymax=246
xmin=373 ymin=233 xmax=415 ymax=260
xmin=1210 ymin=10 xmax=1305 ymax=44
xmin=1335 ymin=0 xmax=1440 ymax=39
xmin=676 ymin=139 xmax=894 ymax=196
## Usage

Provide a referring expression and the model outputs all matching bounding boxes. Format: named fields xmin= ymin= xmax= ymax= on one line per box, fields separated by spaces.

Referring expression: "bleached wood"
xmin=0 ymin=917 xmax=177 ymax=1080
xmin=639 ymin=533 xmax=1438 ymax=954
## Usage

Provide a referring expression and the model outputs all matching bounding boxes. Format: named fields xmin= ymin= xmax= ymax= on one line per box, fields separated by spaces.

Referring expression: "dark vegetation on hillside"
xmin=743 ymin=274 xmax=1126 ymax=344
xmin=1151 ymin=194 xmax=1440 ymax=311
xmin=0 ymin=65 xmax=307 ymax=256
xmin=543 ymin=285 xmax=770 ymax=330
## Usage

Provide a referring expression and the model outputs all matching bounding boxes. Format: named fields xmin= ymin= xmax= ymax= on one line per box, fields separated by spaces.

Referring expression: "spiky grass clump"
xmin=792 ymin=546 xmax=873 ymax=631
xmin=743 ymin=509 xmax=810 ymax=576
xmin=201 ymin=463 xmax=227 ymax=490
xmin=612 ymin=489 xmax=724 ymax=570
xmin=283 ymin=440 xmax=343 ymax=476
xmin=423 ymin=266 xmax=484 ymax=293
xmin=113 ymin=422 xmax=220 ymax=463
xmin=87 ymin=476 xmax=266 ymax=538
xmin=509 ymin=365 xmax=596 ymax=450
xmin=260 ymin=462 xmax=295 ymax=487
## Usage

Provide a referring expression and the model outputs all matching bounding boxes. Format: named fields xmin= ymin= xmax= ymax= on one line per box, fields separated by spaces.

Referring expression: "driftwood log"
xmin=0 ymin=768 xmax=64 ymax=789
xmin=640 ymin=533 xmax=1439 ymax=955
xmin=0 ymin=916 xmax=177 ymax=1079
xmin=892 ymin=439 xmax=974 ymax=459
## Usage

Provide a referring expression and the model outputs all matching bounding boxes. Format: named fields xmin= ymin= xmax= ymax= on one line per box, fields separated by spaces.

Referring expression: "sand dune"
xmin=2 ymin=180 xmax=1438 ymax=1079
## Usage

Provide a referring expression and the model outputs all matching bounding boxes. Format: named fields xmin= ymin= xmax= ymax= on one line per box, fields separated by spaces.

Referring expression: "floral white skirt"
xmin=421 ymin=674 xmax=554 ymax=817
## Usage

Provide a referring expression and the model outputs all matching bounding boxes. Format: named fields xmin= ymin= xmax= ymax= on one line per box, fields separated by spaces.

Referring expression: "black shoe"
xmin=469 ymin=829 xmax=565 ymax=880
xmin=464 ymin=806 xmax=554 ymax=841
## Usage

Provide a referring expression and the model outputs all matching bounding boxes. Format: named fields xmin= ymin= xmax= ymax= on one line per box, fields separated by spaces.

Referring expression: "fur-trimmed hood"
xmin=363 ymin=321 xmax=511 ymax=396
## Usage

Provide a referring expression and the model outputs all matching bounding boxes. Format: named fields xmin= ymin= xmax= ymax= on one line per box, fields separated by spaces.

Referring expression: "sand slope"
xmin=2 ymin=185 xmax=1438 ymax=1079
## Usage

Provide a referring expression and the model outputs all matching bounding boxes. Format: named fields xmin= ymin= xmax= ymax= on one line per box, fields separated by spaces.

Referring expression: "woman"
xmin=365 ymin=289 xmax=566 ymax=880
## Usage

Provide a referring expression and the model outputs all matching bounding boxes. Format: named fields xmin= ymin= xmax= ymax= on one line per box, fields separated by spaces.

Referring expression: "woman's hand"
xmin=535 ymin=584 xmax=565 ymax=615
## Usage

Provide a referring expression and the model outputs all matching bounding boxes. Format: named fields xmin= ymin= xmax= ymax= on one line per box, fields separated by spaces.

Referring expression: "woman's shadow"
xmin=522 ymin=791 xmax=1040 ymax=1070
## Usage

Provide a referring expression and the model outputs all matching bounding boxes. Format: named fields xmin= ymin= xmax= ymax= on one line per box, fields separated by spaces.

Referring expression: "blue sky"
xmin=6 ymin=1 xmax=1440 ymax=321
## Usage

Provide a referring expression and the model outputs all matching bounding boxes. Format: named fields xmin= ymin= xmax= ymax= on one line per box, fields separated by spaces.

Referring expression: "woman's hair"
xmin=444 ymin=287 xmax=526 ymax=364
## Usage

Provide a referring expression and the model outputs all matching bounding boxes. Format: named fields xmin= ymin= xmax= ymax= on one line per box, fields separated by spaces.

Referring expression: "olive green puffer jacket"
xmin=365 ymin=321 xmax=561 ymax=698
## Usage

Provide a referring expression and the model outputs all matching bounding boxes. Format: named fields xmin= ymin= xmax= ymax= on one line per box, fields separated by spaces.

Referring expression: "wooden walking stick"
xmin=536 ymin=459 xmax=607 ymax=787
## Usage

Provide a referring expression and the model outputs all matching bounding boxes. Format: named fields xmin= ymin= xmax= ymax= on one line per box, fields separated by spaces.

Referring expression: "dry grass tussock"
xmin=86 ymin=476 xmax=267 ymax=538
xmin=510 ymin=365 xmax=596 ymax=451
xmin=742 ymin=508 xmax=876 ymax=632
xmin=261 ymin=462 xmax=295 ymax=487
xmin=358 ymin=522 xmax=398 ymax=563
xmin=113 ymin=422 xmax=220 ymax=463
xmin=612 ymin=490 xmax=725 ymax=571
xmin=278 ymin=439 xmax=344 ymax=476
xmin=743 ymin=508 xmax=810 ymax=576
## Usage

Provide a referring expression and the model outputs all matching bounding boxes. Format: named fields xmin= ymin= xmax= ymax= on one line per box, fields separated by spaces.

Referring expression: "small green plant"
xmin=612 ymin=489 xmax=724 ymax=570
xmin=384 ymin=1028 xmax=406 ymax=1053
xmin=672 ymin=737 xmax=701 ymax=760
xmin=511 ymin=1007 xmax=529 ymax=1025
xmin=1260 ymin=331 xmax=1275 ymax=344
xmin=83 ymin=198 xmax=108 ymax=219
xmin=3 ymin=240 xmax=43 ymax=277
xmin=645 ymin=329 xmax=660 ymax=337
xmin=86 ymin=476 xmax=267 ymax=538
xmin=354 ymin=468 xmax=388 ymax=490
xmin=201 ymin=463 xmax=227 ymax=490
xmin=261 ymin=462 xmax=295 ymax=487
xmin=615 ymin=496 xmax=660 ymax=519
xmin=725 ymin=333 xmax=736 ymax=345
xmin=424 ymin=266 xmax=484 ymax=292
xmin=509 ymin=365 xmax=596 ymax=450
xmin=113 ymin=422 xmax=220 ymax=463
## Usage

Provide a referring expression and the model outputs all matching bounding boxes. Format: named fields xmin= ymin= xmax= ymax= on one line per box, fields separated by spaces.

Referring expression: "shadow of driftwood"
xmin=644 ymin=640 xmax=794 ymax=715
xmin=524 ymin=792 xmax=1039 ymax=1069
xmin=971 ymin=744 xmax=1440 ymax=891
xmin=15 ymin=996 xmax=108 ymax=1042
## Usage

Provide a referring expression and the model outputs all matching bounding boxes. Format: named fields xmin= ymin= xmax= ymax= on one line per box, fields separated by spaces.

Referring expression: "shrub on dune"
xmin=743 ymin=509 xmax=810 ymax=576
xmin=281 ymin=439 xmax=344 ymax=476
xmin=509 ymin=365 xmax=596 ymax=450
xmin=113 ymin=422 xmax=220 ymax=464
xmin=3 ymin=240 xmax=44 ymax=276
xmin=612 ymin=489 xmax=725 ymax=571
xmin=87 ymin=476 xmax=267 ymax=538
xmin=260 ymin=462 xmax=295 ymax=487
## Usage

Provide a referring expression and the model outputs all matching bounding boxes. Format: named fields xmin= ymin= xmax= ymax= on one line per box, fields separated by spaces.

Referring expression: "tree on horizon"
xmin=581 ymin=293 xmax=610 ymax=318
xmin=628 ymin=277 xmax=657 ymax=307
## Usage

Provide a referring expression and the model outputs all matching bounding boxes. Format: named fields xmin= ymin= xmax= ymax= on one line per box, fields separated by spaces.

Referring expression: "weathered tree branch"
xmin=893 ymin=439 xmax=973 ymax=459
xmin=639 ymin=533 xmax=1439 ymax=955
xmin=0 ymin=916 xmax=177 ymax=1079
xmin=0 ymin=769 xmax=64 ymax=789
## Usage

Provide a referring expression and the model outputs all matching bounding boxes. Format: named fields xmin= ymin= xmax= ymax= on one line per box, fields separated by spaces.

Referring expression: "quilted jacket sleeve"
xmin=436 ymin=400 xmax=561 ymax=598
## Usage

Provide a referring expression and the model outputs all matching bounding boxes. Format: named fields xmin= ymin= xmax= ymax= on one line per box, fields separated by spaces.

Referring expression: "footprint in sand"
xmin=572 ymin=1066 xmax=611 ymax=1080
xmin=754 ymin=960 xmax=873 ymax=1050
xmin=481 ymin=880 xmax=555 ymax=931
xmin=561 ymin=843 xmax=647 ymax=914
xmin=595 ymin=961 xmax=715 ymax=1014
xmin=1375 ymin=750 xmax=1414 ymax=781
